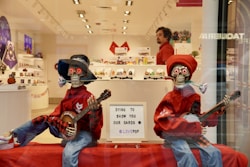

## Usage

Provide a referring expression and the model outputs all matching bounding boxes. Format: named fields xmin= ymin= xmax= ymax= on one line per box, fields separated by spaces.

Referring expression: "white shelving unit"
xmin=16 ymin=54 xmax=48 ymax=110
xmin=90 ymin=64 xmax=167 ymax=81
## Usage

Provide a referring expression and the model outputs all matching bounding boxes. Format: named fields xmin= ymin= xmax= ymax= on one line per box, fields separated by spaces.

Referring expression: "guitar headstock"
xmin=97 ymin=89 xmax=111 ymax=102
xmin=229 ymin=90 xmax=241 ymax=101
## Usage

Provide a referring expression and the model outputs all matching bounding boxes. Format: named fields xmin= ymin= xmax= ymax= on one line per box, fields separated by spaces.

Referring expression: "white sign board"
xmin=115 ymin=47 xmax=128 ymax=55
xmin=174 ymin=43 xmax=192 ymax=55
xmin=107 ymin=102 xmax=147 ymax=143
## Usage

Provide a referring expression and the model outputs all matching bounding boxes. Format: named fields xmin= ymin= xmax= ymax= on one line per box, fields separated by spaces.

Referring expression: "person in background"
xmin=153 ymin=55 xmax=231 ymax=167
xmin=155 ymin=26 xmax=174 ymax=65
xmin=0 ymin=54 xmax=104 ymax=167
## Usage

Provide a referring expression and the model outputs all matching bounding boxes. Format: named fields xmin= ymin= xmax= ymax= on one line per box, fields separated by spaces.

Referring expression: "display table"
xmin=0 ymin=89 xmax=31 ymax=134
xmin=0 ymin=142 xmax=247 ymax=167
xmin=27 ymin=85 xmax=48 ymax=110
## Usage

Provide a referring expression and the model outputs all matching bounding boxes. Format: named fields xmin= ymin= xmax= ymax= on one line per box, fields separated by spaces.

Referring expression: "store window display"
xmin=153 ymin=55 xmax=238 ymax=167
xmin=0 ymin=54 xmax=106 ymax=167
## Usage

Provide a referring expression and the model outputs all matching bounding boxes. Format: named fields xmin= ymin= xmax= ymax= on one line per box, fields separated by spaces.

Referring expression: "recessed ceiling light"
xmin=124 ymin=11 xmax=131 ymax=16
xmin=123 ymin=20 xmax=129 ymax=23
xmin=79 ymin=14 xmax=84 ymax=18
xmin=85 ymin=25 xmax=91 ymax=29
xmin=77 ymin=10 xmax=85 ymax=18
xmin=73 ymin=0 xmax=80 ymax=5
xmin=82 ymin=19 xmax=88 ymax=22
xmin=122 ymin=26 xmax=128 ymax=30
xmin=125 ymin=1 xmax=133 ymax=6
xmin=88 ymin=30 xmax=93 ymax=34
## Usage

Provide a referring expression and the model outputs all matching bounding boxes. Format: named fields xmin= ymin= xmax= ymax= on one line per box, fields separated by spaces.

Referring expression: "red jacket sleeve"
xmin=89 ymin=108 xmax=103 ymax=140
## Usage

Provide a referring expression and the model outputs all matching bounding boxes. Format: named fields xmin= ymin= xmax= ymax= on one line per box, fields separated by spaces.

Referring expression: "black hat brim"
xmin=57 ymin=59 xmax=96 ymax=84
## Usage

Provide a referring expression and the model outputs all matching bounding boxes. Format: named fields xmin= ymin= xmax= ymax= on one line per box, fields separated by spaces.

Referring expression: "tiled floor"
xmin=31 ymin=104 xmax=62 ymax=144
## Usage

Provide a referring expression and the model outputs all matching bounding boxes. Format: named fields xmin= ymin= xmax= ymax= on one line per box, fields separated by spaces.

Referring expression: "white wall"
xmin=38 ymin=34 xmax=159 ymax=98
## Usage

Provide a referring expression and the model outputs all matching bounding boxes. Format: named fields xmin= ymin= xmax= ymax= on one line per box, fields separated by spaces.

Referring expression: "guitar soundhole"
xmin=67 ymin=122 xmax=75 ymax=128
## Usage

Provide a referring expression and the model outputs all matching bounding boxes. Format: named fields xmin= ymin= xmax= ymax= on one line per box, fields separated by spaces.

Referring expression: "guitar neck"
xmin=199 ymin=101 xmax=224 ymax=122
xmin=73 ymin=98 xmax=102 ymax=123
xmin=199 ymin=90 xmax=240 ymax=122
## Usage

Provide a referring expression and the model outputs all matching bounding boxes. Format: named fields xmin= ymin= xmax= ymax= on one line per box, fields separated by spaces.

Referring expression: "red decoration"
xmin=121 ymin=41 xmax=130 ymax=52
xmin=176 ymin=0 xmax=202 ymax=7
xmin=109 ymin=41 xmax=118 ymax=54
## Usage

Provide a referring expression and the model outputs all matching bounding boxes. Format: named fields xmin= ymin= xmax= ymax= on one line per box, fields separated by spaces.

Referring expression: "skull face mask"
xmin=171 ymin=65 xmax=190 ymax=88
xmin=68 ymin=65 xmax=85 ymax=88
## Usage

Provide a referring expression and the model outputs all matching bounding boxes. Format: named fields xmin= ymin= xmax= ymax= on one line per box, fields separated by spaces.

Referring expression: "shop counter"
xmin=27 ymin=85 xmax=48 ymax=110
xmin=0 ymin=142 xmax=247 ymax=167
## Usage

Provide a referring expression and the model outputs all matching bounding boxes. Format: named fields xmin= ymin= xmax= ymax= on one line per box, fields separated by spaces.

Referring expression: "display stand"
xmin=107 ymin=102 xmax=147 ymax=148
xmin=28 ymin=85 xmax=48 ymax=109
xmin=16 ymin=54 xmax=48 ymax=110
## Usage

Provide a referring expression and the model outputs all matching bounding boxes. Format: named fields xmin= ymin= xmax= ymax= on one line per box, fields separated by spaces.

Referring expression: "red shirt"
xmin=156 ymin=42 xmax=174 ymax=65
xmin=154 ymin=85 xmax=220 ymax=139
xmin=50 ymin=85 xmax=103 ymax=140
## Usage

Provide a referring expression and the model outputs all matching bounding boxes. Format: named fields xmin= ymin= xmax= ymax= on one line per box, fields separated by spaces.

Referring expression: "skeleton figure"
xmin=154 ymin=55 xmax=232 ymax=167
xmin=61 ymin=57 xmax=100 ymax=137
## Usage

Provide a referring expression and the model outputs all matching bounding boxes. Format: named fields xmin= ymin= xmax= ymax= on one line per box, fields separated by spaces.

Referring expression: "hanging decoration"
xmin=2 ymin=41 xmax=17 ymax=69
xmin=24 ymin=34 xmax=32 ymax=54
xmin=0 ymin=16 xmax=11 ymax=60
xmin=120 ymin=41 xmax=130 ymax=52
xmin=109 ymin=41 xmax=130 ymax=54
xmin=109 ymin=41 xmax=118 ymax=54
xmin=31 ymin=88 xmax=48 ymax=98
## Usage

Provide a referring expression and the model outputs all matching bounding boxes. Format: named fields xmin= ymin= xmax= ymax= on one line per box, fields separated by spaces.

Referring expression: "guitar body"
xmin=60 ymin=111 xmax=77 ymax=141
xmin=59 ymin=89 xmax=111 ymax=141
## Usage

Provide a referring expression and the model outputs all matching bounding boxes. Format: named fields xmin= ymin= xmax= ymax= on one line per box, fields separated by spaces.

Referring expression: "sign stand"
xmin=107 ymin=102 xmax=147 ymax=147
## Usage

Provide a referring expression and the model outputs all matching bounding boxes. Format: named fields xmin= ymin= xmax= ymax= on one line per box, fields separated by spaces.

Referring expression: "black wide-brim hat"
xmin=57 ymin=54 xmax=97 ymax=84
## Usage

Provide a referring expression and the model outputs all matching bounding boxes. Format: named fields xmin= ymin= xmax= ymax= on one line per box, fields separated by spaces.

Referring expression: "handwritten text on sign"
xmin=109 ymin=104 xmax=145 ymax=139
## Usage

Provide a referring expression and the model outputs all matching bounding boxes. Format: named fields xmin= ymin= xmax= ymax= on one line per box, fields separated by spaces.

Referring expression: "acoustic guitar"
xmin=60 ymin=89 xmax=111 ymax=141
xmin=181 ymin=90 xmax=241 ymax=145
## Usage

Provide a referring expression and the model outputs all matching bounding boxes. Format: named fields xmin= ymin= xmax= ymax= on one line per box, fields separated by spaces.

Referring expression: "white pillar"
xmin=201 ymin=0 xmax=219 ymax=143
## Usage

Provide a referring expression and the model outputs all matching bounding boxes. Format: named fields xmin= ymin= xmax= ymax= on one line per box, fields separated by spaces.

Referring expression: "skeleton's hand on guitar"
xmin=223 ymin=94 xmax=230 ymax=106
xmin=87 ymin=95 xmax=100 ymax=111
xmin=217 ymin=94 xmax=231 ymax=116
xmin=66 ymin=126 xmax=77 ymax=137
xmin=201 ymin=126 xmax=207 ymax=135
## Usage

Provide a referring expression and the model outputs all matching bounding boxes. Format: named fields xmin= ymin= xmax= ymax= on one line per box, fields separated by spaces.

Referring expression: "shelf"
xmin=90 ymin=64 xmax=167 ymax=81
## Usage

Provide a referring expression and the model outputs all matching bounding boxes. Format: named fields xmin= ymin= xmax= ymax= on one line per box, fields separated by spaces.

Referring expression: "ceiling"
xmin=0 ymin=0 xmax=202 ymax=37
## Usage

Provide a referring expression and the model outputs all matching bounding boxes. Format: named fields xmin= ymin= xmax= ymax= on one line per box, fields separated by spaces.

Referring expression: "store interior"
xmin=0 ymin=0 xmax=249 ymax=162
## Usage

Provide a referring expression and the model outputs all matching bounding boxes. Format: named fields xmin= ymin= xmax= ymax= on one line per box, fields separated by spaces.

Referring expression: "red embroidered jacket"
xmin=50 ymin=85 xmax=103 ymax=140
xmin=154 ymin=85 xmax=220 ymax=139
